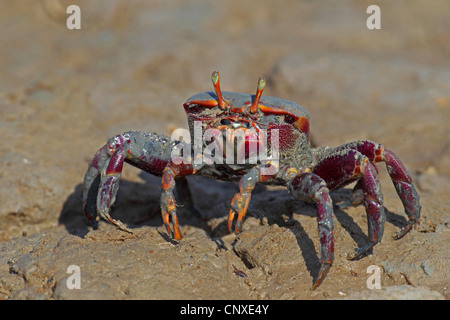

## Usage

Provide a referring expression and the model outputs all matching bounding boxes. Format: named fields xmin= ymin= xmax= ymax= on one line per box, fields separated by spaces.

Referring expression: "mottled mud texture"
xmin=0 ymin=1 xmax=449 ymax=300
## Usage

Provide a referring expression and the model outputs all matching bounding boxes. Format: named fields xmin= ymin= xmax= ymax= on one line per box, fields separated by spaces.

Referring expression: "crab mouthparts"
xmin=215 ymin=129 xmax=260 ymax=164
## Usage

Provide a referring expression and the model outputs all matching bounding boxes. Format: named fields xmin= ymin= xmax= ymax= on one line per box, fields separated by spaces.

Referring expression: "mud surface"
xmin=0 ymin=1 xmax=449 ymax=300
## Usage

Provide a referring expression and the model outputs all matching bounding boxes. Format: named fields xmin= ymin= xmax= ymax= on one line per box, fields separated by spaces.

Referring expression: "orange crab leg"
xmin=228 ymin=191 xmax=252 ymax=234
xmin=227 ymin=166 xmax=263 ymax=234
xmin=161 ymin=162 xmax=198 ymax=240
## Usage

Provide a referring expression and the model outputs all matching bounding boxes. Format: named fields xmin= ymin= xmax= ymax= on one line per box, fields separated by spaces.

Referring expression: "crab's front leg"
xmin=82 ymin=131 xmax=175 ymax=232
xmin=227 ymin=166 xmax=261 ymax=234
xmin=160 ymin=162 xmax=199 ymax=240
xmin=83 ymin=134 xmax=134 ymax=233
xmin=228 ymin=161 xmax=287 ymax=234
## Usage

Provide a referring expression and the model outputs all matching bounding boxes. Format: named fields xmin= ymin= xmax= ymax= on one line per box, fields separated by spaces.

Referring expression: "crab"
xmin=82 ymin=71 xmax=421 ymax=289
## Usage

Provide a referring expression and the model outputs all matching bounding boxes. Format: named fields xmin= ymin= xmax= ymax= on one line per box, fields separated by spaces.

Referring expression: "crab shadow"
xmin=58 ymin=172 xmax=217 ymax=238
xmin=276 ymin=188 xmax=408 ymax=285
xmin=59 ymin=172 xmax=408 ymax=286
xmin=208 ymin=187 xmax=408 ymax=287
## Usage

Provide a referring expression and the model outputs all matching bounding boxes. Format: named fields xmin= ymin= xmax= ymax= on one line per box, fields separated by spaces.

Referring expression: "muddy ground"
xmin=0 ymin=1 xmax=449 ymax=300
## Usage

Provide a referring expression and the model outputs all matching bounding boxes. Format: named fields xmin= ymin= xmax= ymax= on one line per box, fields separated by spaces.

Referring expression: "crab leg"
xmin=82 ymin=142 xmax=110 ymax=227
xmin=332 ymin=140 xmax=421 ymax=239
xmin=287 ymin=172 xmax=334 ymax=290
xmin=384 ymin=148 xmax=421 ymax=238
xmin=227 ymin=167 xmax=260 ymax=234
xmin=227 ymin=162 xmax=285 ymax=234
xmin=82 ymin=131 xmax=174 ymax=232
xmin=96 ymin=143 xmax=132 ymax=232
xmin=312 ymin=149 xmax=385 ymax=260
xmin=161 ymin=162 xmax=198 ymax=240
xmin=83 ymin=137 xmax=131 ymax=231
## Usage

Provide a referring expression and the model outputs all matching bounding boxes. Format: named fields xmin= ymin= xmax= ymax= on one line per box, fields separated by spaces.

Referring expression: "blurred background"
xmin=0 ymin=0 xmax=449 ymax=299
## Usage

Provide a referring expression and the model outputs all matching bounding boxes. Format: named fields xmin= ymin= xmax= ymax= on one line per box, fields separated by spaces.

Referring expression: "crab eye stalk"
xmin=211 ymin=71 xmax=227 ymax=110
xmin=250 ymin=77 xmax=266 ymax=114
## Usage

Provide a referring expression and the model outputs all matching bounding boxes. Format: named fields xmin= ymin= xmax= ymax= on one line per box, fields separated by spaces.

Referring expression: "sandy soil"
xmin=0 ymin=0 xmax=449 ymax=300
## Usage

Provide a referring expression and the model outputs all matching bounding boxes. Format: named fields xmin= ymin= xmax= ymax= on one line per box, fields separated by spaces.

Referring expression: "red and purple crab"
xmin=82 ymin=71 xmax=421 ymax=289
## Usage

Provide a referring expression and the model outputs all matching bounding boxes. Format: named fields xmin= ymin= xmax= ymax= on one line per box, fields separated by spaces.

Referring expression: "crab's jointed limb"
xmin=161 ymin=162 xmax=199 ymax=240
xmin=227 ymin=166 xmax=261 ymax=234
xmin=383 ymin=148 xmax=421 ymax=239
xmin=312 ymin=147 xmax=386 ymax=260
xmin=287 ymin=172 xmax=334 ymax=290
xmin=329 ymin=140 xmax=421 ymax=239
xmin=82 ymin=131 xmax=176 ymax=232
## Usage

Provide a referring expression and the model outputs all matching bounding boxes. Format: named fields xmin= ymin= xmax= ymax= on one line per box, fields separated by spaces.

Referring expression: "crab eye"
xmin=241 ymin=121 xmax=250 ymax=128
xmin=220 ymin=119 xmax=232 ymax=126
